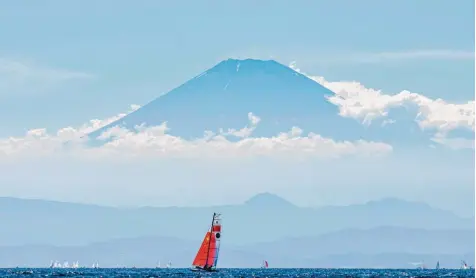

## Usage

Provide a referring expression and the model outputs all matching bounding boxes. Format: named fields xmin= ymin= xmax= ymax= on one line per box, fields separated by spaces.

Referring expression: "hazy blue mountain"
xmin=0 ymin=194 xmax=473 ymax=246
xmin=242 ymin=226 xmax=475 ymax=258
xmin=0 ymin=227 xmax=473 ymax=268
xmin=87 ymin=59 xmax=432 ymax=147
xmin=243 ymin=192 xmax=295 ymax=209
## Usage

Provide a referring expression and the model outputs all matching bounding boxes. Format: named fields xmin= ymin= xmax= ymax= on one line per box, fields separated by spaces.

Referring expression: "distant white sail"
xmin=412 ymin=261 xmax=426 ymax=269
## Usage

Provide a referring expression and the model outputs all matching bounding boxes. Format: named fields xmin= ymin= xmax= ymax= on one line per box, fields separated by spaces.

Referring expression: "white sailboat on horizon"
xmin=49 ymin=260 xmax=62 ymax=268
xmin=410 ymin=261 xmax=427 ymax=269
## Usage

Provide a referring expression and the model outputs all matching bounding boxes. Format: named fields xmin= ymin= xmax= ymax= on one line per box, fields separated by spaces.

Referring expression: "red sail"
xmin=192 ymin=231 xmax=217 ymax=268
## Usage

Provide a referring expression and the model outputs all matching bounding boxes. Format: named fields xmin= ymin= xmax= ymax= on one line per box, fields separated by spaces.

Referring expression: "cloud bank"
xmin=289 ymin=62 xmax=475 ymax=150
xmin=0 ymin=105 xmax=392 ymax=161
xmin=1 ymin=61 xmax=473 ymax=163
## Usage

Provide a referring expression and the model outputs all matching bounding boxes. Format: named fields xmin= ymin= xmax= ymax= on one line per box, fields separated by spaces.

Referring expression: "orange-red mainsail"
xmin=191 ymin=213 xmax=222 ymax=271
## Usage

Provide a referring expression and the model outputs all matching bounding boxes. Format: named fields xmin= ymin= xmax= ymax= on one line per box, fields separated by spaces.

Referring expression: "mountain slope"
xmin=88 ymin=59 xmax=364 ymax=141
xmin=85 ymin=58 xmax=439 ymax=147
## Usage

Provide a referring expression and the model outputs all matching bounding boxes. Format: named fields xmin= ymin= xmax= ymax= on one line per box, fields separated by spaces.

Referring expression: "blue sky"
xmin=0 ymin=0 xmax=474 ymax=216
xmin=0 ymin=0 xmax=473 ymax=134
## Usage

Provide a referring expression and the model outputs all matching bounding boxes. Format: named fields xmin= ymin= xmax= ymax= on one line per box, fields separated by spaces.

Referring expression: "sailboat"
xmin=460 ymin=260 xmax=471 ymax=270
xmin=191 ymin=213 xmax=222 ymax=272
xmin=261 ymin=260 xmax=269 ymax=269
xmin=415 ymin=261 xmax=427 ymax=269
xmin=166 ymin=261 xmax=172 ymax=268
xmin=435 ymin=261 xmax=440 ymax=270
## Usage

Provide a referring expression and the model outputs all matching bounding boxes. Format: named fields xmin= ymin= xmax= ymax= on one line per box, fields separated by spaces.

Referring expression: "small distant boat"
xmin=261 ymin=260 xmax=269 ymax=269
xmin=460 ymin=260 xmax=472 ymax=270
xmin=156 ymin=260 xmax=161 ymax=268
xmin=166 ymin=261 xmax=172 ymax=268
xmin=435 ymin=261 xmax=440 ymax=270
xmin=190 ymin=213 xmax=222 ymax=272
xmin=49 ymin=261 xmax=62 ymax=268
xmin=415 ymin=261 xmax=427 ymax=270
xmin=92 ymin=262 xmax=99 ymax=269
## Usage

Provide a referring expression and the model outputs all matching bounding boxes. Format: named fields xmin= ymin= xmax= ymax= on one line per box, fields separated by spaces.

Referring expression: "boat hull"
xmin=190 ymin=266 xmax=217 ymax=272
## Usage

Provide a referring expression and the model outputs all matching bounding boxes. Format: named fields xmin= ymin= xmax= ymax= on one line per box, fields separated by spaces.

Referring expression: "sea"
xmin=0 ymin=268 xmax=474 ymax=278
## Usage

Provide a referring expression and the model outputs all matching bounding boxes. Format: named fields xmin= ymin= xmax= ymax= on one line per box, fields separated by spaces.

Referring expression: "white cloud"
xmin=0 ymin=105 xmax=392 ymax=161
xmin=289 ymin=62 xmax=475 ymax=149
xmin=0 ymin=58 xmax=94 ymax=97
xmin=220 ymin=112 xmax=261 ymax=138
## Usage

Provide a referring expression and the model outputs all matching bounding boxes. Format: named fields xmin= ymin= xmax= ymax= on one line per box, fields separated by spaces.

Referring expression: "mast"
xmin=204 ymin=212 xmax=216 ymax=269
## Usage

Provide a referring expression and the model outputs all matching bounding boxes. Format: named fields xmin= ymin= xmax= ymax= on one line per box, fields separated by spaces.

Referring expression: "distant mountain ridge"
xmin=0 ymin=194 xmax=473 ymax=247
xmin=245 ymin=226 xmax=474 ymax=257
xmin=0 ymin=227 xmax=473 ymax=268
xmin=244 ymin=192 xmax=296 ymax=208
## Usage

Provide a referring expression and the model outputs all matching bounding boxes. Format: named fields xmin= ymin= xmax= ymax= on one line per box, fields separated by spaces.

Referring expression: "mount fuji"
xmin=88 ymin=59 xmax=433 ymax=147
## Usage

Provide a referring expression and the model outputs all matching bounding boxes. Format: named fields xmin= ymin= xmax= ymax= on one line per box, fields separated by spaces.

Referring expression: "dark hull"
xmin=190 ymin=266 xmax=217 ymax=272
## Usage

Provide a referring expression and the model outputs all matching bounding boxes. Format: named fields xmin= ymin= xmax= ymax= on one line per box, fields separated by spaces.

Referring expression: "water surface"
xmin=1 ymin=268 xmax=474 ymax=278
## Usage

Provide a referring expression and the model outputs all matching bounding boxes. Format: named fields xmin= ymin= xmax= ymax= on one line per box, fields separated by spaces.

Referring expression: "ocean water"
xmin=0 ymin=268 xmax=474 ymax=278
